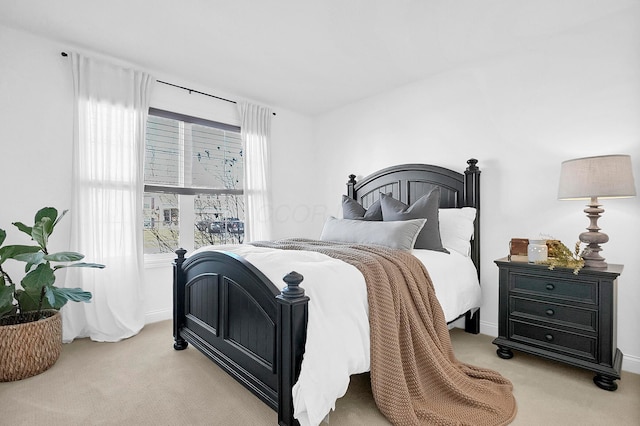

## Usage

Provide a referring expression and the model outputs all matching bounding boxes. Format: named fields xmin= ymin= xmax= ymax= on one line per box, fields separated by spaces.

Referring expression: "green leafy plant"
xmin=538 ymin=240 xmax=588 ymax=275
xmin=0 ymin=207 xmax=104 ymax=324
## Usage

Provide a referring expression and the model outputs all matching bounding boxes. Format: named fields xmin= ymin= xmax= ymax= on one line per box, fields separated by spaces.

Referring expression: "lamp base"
xmin=579 ymin=233 xmax=608 ymax=269
xmin=579 ymin=199 xmax=609 ymax=269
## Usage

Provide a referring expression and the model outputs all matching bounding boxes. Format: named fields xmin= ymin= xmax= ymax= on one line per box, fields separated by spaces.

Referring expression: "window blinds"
xmin=144 ymin=108 xmax=243 ymax=195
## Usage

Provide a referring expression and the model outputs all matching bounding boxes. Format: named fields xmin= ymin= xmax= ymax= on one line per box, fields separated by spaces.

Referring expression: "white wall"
xmin=313 ymin=7 xmax=640 ymax=373
xmin=0 ymin=26 xmax=74 ymax=278
xmin=0 ymin=24 xmax=316 ymax=326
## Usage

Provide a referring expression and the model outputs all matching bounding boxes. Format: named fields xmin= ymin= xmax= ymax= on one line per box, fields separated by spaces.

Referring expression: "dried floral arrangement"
xmin=537 ymin=240 xmax=589 ymax=275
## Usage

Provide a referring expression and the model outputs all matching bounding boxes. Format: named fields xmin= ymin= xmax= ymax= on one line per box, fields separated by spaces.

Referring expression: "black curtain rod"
xmin=61 ymin=51 xmax=275 ymax=116
xmin=156 ymin=80 xmax=235 ymax=104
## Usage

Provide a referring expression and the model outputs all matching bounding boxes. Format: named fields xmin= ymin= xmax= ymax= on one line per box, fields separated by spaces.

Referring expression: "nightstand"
xmin=492 ymin=257 xmax=623 ymax=391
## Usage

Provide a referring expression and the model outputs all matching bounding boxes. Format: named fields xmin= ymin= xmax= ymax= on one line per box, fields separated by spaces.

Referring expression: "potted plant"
xmin=0 ymin=207 xmax=104 ymax=381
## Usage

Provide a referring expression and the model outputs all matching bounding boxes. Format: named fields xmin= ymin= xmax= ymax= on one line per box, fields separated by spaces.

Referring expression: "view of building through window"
xmin=143 ymin=110 xmax=244 ymax=254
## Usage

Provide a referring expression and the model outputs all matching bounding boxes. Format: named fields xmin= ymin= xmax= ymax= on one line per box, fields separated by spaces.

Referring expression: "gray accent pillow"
xmin=380 ymin=189 xmax=449 ymax=253
xmin=342 ymin=195 xmax=383 ymax=221
xmin=320 ymin=216 xmax=427 ymax=250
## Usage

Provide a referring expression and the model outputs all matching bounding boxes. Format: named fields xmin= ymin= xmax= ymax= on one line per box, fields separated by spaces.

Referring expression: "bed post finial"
xmin=175 ymin=248 xmax=187 ymax=263
xmin=466 ymin=158 xmax=479 ymax=172
xmin=281 ymin=271 xmax=305 ymax=299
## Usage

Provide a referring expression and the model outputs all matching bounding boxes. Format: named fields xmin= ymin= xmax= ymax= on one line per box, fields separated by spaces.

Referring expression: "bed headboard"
xmin=346 ymin=159 xmax=481 ymax=276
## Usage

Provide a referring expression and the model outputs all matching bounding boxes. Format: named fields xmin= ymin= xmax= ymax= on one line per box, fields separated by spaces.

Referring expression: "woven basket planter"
xmin=0 ymin=310 xmax=62 ymax=382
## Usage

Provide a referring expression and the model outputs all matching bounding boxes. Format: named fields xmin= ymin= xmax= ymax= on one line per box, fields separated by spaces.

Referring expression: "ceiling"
xmin=0 ymin=0 xmax=634 ymax=115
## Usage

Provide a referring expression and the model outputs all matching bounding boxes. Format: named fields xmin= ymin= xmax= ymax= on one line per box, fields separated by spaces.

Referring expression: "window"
xmin=143 ymin=108 xmax=244 ymax=254
xmin=163 ymin=208 xmax=179 ymax=225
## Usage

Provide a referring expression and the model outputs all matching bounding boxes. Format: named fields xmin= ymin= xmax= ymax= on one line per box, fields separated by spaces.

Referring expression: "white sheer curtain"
xmin=237 ymin=101 xmax=273 ymax=242
xmin=62 ymin=53 xmax=154 ymax=342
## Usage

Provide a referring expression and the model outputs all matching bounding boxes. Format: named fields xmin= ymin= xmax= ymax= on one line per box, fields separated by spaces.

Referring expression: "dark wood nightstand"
xmin=492 ymin=257 xmax=623 ymax=391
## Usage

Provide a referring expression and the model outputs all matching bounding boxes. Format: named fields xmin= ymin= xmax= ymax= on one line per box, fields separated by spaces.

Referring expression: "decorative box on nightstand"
xmin=492 ymin=257 xmax=623 ymax=391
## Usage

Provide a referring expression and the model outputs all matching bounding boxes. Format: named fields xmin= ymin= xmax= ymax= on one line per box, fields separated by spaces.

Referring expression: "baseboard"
xmin=479 ymin=320 xmax=498 ymax=338
xmin=478 ymin=320 xmax=640 ymax=375
xmin=622 ymin=353 xmax=640 ymax=375
xmin=145 ymin=308 xmax=172 ymax=324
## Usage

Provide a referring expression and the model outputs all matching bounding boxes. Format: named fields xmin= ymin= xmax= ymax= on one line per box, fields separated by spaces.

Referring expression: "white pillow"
xmin=438 ymin=207 xmax=476 ymax=256
xmin=320 ymin=216 xmax=427 ymax=250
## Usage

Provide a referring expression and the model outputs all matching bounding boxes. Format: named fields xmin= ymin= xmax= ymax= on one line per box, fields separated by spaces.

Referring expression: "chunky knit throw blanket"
xmin=252 ymin=239 xmax=516 ymax=426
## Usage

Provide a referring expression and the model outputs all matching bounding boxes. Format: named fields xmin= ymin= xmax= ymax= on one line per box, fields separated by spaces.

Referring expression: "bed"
xmin=173 ymin=159 xmax=482 ymax=426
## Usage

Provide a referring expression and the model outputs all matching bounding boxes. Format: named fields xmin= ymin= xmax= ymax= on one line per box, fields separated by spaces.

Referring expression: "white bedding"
xmin=191 ymin=244 xmax=481 ymax=426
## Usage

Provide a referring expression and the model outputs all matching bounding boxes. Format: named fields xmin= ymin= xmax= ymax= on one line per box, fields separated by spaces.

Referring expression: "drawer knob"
xmin=545 ymin=334 xmax=554 ymax=342
xmin=545 ymin=283 xmax=555 ymax=291
xmin=546 ymin=309 xmax=555 ymax=316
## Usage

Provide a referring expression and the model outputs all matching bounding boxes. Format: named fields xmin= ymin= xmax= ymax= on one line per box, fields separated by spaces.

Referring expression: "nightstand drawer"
xmin=511 ymin=272 xmax=597 ymax=304
xmin=510 ymin=296 xmax=597 ymax=332
xmin=509 ymin=320 xmax=597 ymax=362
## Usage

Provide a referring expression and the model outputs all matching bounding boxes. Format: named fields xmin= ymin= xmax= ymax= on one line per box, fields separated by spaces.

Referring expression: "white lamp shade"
xmin=558 ymin=154 xmax=637 ymax=200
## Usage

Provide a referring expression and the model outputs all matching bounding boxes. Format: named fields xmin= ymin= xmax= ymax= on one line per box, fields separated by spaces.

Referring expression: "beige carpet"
xmin=1 ymin=320 xmax=638 ymax=425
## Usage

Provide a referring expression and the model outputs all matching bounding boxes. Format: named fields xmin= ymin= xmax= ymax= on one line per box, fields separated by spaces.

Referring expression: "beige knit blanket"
xmin=252 ymin=239 xmax=517 ymax=426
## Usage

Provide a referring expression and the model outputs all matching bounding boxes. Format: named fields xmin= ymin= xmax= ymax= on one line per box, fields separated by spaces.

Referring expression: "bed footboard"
xmin=173 ymin=249 xmax=308 ymax=426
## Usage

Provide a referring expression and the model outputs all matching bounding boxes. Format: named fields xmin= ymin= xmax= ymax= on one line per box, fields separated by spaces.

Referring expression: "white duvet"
xmin=192 ymin=244 xmax=481 ymax=426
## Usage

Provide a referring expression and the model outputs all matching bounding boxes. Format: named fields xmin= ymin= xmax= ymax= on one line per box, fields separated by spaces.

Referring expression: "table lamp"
xmin=558 ymin=154 xmax=636 ymax=269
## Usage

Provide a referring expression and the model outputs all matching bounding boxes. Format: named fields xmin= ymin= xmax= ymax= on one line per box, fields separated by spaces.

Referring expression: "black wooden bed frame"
xmin=173 ymin=159 xmax=481 ymax=426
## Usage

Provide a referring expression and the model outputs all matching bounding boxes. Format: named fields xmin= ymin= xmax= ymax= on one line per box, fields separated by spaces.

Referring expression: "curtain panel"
xmin=63 ymin=53 xmax=154 ymax=342
xmin=237 ymin=101 xmax=273 ymax=242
